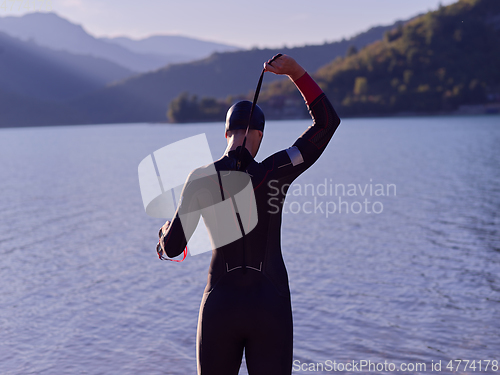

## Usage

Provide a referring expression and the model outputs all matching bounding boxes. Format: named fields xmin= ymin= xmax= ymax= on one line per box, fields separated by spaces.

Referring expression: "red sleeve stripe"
xmin=294 ymin=72 xmax=323 ymax=106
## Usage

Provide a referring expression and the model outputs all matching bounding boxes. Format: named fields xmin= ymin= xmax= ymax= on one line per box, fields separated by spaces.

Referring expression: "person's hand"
xmin=263 ymin=54 xmax=306 ymax=81
xmin=158 ymin=220 xmax=171 ymax=238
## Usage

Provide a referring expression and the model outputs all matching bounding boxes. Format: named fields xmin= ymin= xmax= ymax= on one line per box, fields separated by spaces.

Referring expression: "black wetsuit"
xmin=161 ymin=73 xmax=341 ymax=375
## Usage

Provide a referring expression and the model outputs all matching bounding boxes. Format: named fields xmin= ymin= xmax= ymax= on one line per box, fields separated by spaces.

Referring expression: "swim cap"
xmin=225 ymin=101 xmax=265 ymax=132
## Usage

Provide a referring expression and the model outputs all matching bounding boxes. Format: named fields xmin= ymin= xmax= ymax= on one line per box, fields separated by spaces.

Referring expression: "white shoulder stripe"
xmin=285 ymin=146 xmax=304 ymax=166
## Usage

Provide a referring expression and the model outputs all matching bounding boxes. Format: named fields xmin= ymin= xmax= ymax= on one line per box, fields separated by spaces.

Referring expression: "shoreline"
xmin=1 ymin=109 xmax=499 ymax=130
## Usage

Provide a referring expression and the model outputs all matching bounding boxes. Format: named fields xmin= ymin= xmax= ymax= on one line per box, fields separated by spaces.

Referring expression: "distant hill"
xmin=101 ymin=35 xmax=241 ymax=62
xmin=0 ymin=31 xmax=133 ymax=102
xmin=0 ymin=12 xmax=243 ymax=73
xmin=67 ymin=21 xmax=403 ymax=125
xmin=0 ymin=12 xmax=220 ymax=73
xmin=259 ymin=0 xmax=500 ymax=117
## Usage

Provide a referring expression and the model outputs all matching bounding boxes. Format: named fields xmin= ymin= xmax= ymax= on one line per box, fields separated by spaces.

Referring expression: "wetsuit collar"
xmin=227 ymin=146 xmax=254 ymax=172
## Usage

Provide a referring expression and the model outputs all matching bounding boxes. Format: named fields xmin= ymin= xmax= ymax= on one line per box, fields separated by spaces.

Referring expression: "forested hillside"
xmin=262 ymin=0 xmax=500 ymax=117
xmin=169 ymin=0 xmax=500 ymax=122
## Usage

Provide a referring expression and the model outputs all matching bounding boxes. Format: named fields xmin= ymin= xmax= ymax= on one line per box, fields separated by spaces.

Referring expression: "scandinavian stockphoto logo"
xmin=138 ymin=134 xmax=258 ymax=258
xmin=267 ymin=179 xmax=397 ymax=217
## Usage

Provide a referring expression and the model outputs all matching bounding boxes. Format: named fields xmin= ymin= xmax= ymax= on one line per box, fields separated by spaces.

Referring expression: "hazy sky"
xmin=4 ymin=0 xmax=457 ymax=48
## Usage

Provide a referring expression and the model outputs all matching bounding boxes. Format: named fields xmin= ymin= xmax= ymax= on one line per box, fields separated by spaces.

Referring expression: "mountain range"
xmin=0 ymin=12 xmax=240 ymax=73
xmin=100 ymin=35 xmax=242 ymax=64
xmin=0 ymin=10 xmax=425 ymax=127
xmin=0 ymin=30 xmax=133 ymax=102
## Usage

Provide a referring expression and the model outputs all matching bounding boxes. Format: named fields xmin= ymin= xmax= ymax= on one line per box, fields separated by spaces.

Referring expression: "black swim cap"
xmin=225 ymin=101 xmax=265 ymax=132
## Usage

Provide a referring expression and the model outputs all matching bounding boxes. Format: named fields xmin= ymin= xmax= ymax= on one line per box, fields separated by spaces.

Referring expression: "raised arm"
xmin=158 ymin=171 xmax=203 ymax=259
xmin=262 ymin=54 xmax=341 ymax=177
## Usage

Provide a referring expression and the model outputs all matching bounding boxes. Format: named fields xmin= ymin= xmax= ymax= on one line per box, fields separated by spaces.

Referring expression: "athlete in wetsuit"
xmin=158 ymin=55 xmax=341 ymax=375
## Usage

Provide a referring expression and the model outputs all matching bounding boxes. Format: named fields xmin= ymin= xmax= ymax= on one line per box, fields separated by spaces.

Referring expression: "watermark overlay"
xmin=0 ymin=0 xmax=52 ymax=12
xmin=293 ymin=359 xmax=499 ymax=372
xmin=268 ymin=179 xmax=396 ymax=217
xmin=138 ymin=134 xmax=258 ymax=258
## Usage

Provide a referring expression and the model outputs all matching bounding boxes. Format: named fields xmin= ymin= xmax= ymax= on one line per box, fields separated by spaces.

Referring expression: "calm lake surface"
xmin=1 ymin=115 xmax=499 ymax=374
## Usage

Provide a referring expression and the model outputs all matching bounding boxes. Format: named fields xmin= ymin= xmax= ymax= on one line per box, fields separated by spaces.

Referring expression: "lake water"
xmin=0 ymin=115 xmax=499 ymax=374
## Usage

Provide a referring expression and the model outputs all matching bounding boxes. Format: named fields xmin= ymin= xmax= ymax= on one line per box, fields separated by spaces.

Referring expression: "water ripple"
xmin=1 ymin=117 xmax=499 ymax=374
